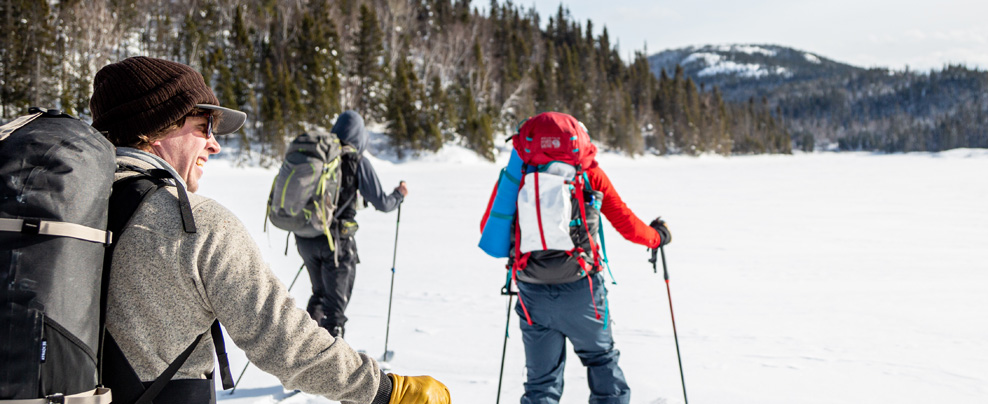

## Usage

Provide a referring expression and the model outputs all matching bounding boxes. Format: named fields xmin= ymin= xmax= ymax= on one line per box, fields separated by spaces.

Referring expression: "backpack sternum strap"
xmin=0 ymin=218 xmax=111 ymax=244
xmin=0 ymin=387 xmax=112 ymax=404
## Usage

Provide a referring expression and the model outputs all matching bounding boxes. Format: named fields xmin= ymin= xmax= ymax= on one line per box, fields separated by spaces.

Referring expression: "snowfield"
xmin=198 ymin=146 xmax=988 ymax=404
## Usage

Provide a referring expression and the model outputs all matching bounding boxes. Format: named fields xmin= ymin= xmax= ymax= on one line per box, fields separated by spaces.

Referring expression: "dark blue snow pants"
xmin=515 ymin=273 xmax=630 ymax=404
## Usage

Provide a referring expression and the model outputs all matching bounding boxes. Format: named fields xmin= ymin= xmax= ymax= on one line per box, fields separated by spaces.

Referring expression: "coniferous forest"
xmin=650 ymin=45 xmax=988 ymax=153
xmin=0 ymin=0 xmax=790 ymax=163
xmin=778 ymin=65 xmax=988 ymax=153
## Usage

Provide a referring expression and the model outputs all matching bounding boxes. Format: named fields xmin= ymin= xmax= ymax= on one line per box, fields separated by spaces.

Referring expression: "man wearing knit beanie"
xmin=91 ymin=56 xmax=449 ymax=404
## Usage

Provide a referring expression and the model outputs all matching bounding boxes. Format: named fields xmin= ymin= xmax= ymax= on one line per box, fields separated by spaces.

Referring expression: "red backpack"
xmin=510 ymin=112 xmax=606 ymax=323
xmin=512 ymin=112 xmax=597 ymax=170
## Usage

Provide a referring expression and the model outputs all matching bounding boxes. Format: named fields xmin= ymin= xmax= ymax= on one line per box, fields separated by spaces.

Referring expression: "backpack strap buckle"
xmin=21 ymin=218 xmax=41 ymax=235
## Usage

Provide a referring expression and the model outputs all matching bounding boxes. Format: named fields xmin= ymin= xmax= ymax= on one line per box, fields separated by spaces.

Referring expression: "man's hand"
xmin=649 ymin=217 xmax=672 ymax=247
xmin=388 ymin=374 xmax=450 ymax=404
xmin=395 ymin=181 xmax=409 ymax=197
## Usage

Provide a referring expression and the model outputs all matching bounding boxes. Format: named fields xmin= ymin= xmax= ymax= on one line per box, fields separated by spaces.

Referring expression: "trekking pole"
xmin=496 ymin=275 xmax=515 ymax=404
xmin=381 ymin=203 xmax=402 ymax=362
xmin=230 ymin=262 xmax=306 ymax=395
xmin=650 ymin=246 xmax=688 ymax=404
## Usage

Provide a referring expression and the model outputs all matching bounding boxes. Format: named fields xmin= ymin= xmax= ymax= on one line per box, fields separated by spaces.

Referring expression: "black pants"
xmin=295 ymin=234 xmax=358 ymax=329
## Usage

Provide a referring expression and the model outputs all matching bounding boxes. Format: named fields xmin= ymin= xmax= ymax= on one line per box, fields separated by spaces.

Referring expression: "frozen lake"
xmin=198 ymin=148 xmax=988 ymax=404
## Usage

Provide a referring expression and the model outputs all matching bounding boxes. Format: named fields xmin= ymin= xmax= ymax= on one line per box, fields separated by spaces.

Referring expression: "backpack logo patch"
xmin=540 ymin=136 xmax=562 ymax=149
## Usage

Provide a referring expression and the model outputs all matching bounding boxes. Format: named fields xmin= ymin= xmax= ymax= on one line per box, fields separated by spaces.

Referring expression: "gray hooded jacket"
xmin=331 ymin=111 xmax=403 ymax=213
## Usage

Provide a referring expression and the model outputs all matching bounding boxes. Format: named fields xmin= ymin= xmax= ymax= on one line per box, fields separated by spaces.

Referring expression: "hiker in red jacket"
xmin=497 ymin=112 xmax=672 ymax=404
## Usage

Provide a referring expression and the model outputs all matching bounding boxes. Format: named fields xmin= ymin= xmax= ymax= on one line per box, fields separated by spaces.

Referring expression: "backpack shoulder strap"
xmin=209 ymin=321 xmax=234 ymax=390
xmin=100 ymin=324 xmax=216 ymax=404
xmin=99 ymin=172 xmax=169 ymax=372
xmin=97 ymin=168 xmax=233 ymax=401
xmin=129 ymin=320 xmax=229 ymax=404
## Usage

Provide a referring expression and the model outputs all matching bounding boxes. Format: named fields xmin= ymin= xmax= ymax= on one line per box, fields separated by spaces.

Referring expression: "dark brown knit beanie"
xmin=90 ymin=56 xmax=219 ymax=146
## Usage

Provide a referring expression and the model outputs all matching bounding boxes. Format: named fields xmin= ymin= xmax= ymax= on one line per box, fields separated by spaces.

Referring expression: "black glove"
xmin=649 ymin=217 xmax=671 ymax=247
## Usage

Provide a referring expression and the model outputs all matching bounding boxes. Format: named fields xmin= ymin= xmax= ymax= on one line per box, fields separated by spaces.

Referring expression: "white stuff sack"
xmin=517 ymin=162 xmax=577 ymax=253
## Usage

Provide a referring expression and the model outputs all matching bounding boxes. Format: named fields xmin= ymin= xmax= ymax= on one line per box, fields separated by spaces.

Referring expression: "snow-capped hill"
xmin=681 ymin=51 xmax=792 ymax=79
xmin=651 ymin=44 xmax=855 ymax=80
xmin=649 ymin=44 xmax=862 ymax=99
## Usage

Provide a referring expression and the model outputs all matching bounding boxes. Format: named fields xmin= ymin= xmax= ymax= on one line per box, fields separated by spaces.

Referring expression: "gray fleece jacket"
xmin=106 ymin=150 xmax=389 ymax=403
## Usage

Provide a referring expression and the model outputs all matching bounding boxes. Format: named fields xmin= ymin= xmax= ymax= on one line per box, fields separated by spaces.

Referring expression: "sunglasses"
xmin=186 ymin=112 xmax=214 ymax=139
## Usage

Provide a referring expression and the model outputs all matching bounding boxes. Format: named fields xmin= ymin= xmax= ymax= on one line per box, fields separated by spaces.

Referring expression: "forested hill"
xmin=649 ymin=44 xmax=988 ymax=152
xmin=0 ymin=0 xmax=788 ymax=163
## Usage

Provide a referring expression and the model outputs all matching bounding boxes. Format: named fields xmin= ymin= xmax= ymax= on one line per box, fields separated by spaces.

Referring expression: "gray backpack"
xmin=266 ymin=131 xmax=353 ymax=250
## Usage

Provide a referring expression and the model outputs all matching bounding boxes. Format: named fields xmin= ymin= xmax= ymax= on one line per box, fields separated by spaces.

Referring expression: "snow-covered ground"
xmin=198 ymin=146 xmax=988 ymax=404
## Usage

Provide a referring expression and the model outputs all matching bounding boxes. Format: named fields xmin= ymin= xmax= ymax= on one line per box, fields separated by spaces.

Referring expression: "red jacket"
xmin=584 ymin=162 xmax=662 ymax=249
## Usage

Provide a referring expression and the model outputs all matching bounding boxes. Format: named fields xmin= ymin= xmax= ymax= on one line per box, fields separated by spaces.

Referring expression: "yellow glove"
xmin=388 ymin=374 xmax=450 ymax=404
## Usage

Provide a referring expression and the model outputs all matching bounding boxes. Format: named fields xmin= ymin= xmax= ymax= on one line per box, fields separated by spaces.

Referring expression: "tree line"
xmin=0 ymin=0 xmax=790 ymax=163
xmin=778 ymin=65 xmax=988 ymax=152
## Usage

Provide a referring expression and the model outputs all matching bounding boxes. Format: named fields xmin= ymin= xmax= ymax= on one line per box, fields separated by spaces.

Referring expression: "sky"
xmin=503 ymin=0 xmax=988 ymax=71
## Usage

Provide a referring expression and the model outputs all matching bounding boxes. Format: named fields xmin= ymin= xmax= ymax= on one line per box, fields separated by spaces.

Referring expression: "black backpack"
xmin=0 ymin=108 xmax=232 ymax=404
xmin=1 ymin=108 xmax=115 ymax=402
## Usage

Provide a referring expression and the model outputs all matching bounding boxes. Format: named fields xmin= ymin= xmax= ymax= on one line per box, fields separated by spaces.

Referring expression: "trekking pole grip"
xmin=660 ymin=245 xmax=669 ymax=281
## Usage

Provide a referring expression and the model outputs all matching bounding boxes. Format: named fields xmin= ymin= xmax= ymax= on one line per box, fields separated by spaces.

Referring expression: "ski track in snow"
xmin=198 ymin=148 xmax=988 ymax=404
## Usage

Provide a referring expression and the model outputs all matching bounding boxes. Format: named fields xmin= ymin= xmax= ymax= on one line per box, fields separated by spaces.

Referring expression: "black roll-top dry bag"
xmin=0 ymin=108 xmax=116 ymax=400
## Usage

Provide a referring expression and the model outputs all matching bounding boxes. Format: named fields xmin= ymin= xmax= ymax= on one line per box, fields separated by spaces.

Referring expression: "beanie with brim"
xmin=89 ymin=56 xmax=246 ymax=144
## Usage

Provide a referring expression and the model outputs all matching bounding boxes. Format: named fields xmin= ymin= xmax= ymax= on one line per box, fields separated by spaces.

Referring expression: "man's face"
xmin=149 ymin=114 xmax=220 ymax=193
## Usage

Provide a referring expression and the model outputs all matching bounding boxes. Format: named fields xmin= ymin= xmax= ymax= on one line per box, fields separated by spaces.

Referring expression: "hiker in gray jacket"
xmin=89 ymin=56 xmax=447 ymax=404
xmin=296 ymin=110 xmax=408 ymax=338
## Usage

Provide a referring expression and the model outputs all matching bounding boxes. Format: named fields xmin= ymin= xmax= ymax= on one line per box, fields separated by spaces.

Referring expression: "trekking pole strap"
xmin=0 ymin=218 xmax=111 ymax=244
xmin=0 ymin=388 xmax=112 ymax=404
xmin=596 ymin=222 xmax=616 ymax=284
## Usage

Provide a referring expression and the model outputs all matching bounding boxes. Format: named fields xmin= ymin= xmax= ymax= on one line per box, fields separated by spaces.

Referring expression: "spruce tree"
xmin=214 ymin=47 xmax=236 ymax=112
xmin=261 ymin=58 xmax=286 ymax=159
xmin=227 ymin=4 xmax=257 ymax=148
xmin=427 ymin=74 xmax=455 ymax=142
xmin=386 ymin=56 xmax=416 ymax=154
xmin=455 ymin=79 xmax=494 ymax=160
xmin=712 ymin=86 xmax=732 ymax=154
xmin=354 ymin=4 xmax=385 ymax=119
xmin=1 ymin=0 xmax=55 ymax=118
xmin=296 ymin=3 xmax=341 ymax=129
xmin=282 ymin=63 xmax=305 ymax=135
xmin=387 ymin=56 xmax=441 ymax=154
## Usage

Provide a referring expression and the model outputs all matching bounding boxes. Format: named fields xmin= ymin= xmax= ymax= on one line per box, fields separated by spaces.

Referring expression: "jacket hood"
xmin=331 ymin=110 xmax=368 ymax=153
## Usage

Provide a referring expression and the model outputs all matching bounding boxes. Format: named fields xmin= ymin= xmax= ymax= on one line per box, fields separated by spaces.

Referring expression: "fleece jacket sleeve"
xmin=586 ymin=164 xmax=662 ymax=248
xmin=192 ymin=200 xmax=385 ymax=404
xmin=356 ymin=157 xmax=403 ymax=212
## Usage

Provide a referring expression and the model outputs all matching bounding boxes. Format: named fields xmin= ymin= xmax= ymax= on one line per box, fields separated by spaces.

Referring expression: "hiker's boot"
xmin=305 ymin=296 xmax=327 ymax=323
